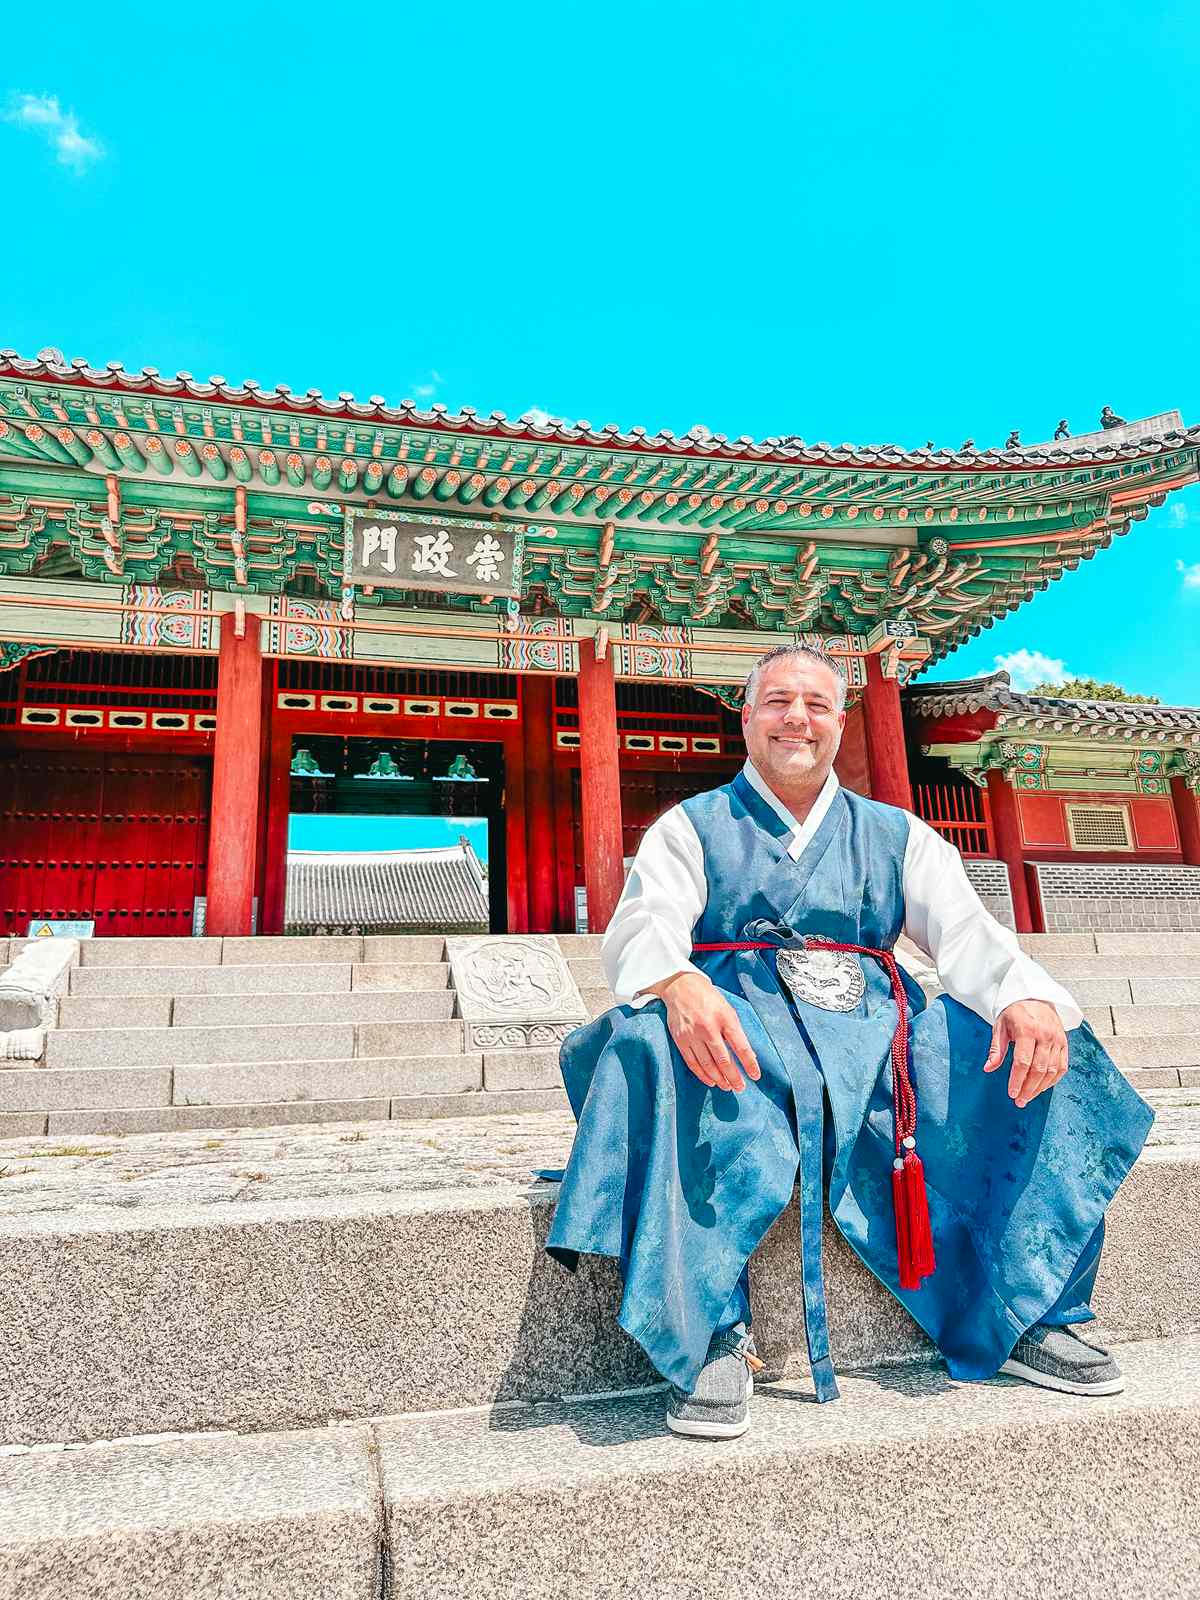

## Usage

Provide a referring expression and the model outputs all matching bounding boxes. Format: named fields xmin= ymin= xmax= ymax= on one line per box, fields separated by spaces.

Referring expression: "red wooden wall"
xmin=0 ymin=749 xmax=210 ymax=937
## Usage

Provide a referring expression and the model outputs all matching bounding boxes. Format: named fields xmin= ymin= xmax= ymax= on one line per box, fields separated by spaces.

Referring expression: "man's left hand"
xmin=983 ymin=1000 xmax=1068 ymax=1108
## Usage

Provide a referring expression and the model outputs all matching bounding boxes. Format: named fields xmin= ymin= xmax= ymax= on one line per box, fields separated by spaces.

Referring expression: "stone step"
xmin=1041 ymin=953 xmax=1200 ymax=980
xmin=172 ymin=991 xmax=457 ymax=1029
xmin=0 ymin=1426 xmax=379 ymax=1599
xmin=44 ymin=1019 xmax=465 ymax=1070
xmin=34 ymin=1086 xmax=571 ymax=1138
xmin=1124 ymin=1066 xmax=1199 ymax=1091
xmin=1112 ymin=1004 xmax=1200 ymax=1037
xmin=0 ymin=1133 xmax=1191 ymax=1447
xmin=1130 ymin=978 xmax=1200 ymax=1005
xmin=65 ymin=933 xmax=606 ymax=971
xmin=0 ymin=1045 xmax=566 ymax=1119
xmin=1106 ymin=1035 xmax=1200 ymax=1070
xmin=1020 ymin=932 xmax=1200 ymax=956
xmin=567 ymin=958 xmax=606 ymax=988
xmin=4 ymin=1334 xmax=1194 ymax=1600
xmin=99 ymin=985 xmax=464 ymax=1031
xmin=67 ymin=961 xmax=452 ymax=997
xmin=70 ymin=962 xmax=353 ymax=997
xmin=376 ymin=1332 xmax=1200 ymax=1600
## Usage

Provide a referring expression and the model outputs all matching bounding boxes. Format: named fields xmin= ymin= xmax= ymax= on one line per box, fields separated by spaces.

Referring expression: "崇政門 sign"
xmin=345 ymin=511 xmax=523 ymax=598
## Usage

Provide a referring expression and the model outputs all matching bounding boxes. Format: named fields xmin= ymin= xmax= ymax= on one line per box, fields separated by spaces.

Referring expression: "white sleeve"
xmin=601 ymin=805 xmax=708 ymax=1002
xmin=901 ymin=813 xmax=1083 ymax=1032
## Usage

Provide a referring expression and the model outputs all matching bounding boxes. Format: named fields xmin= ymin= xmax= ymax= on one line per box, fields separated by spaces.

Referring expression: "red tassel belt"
xmin=691 ymin=937 xmax=936 ymax=1292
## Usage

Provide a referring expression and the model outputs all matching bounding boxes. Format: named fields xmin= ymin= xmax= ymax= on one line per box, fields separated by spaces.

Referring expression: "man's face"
xmin=741 ymin=657 xmax=845 ymax=790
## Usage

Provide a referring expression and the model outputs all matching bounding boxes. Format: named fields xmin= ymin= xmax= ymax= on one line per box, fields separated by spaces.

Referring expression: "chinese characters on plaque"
xmin=345 ymin=513 xmax=522 ymax=598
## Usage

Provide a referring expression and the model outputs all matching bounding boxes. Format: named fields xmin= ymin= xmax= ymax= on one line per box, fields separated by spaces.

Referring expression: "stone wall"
xmin=963 ymin=859 xmax=1015 ymax=929
xmin=1032 ymin=862 xmax=1200 ymax=932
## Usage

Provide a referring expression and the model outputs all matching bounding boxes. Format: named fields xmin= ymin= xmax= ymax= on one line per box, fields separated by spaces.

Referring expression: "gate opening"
xmin=284 ymin=734 xmax=505 ymax=934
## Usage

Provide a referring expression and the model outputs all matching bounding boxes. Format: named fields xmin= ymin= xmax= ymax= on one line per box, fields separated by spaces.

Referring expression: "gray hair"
xmin=744 ymin=642 xmax=847 ymax=712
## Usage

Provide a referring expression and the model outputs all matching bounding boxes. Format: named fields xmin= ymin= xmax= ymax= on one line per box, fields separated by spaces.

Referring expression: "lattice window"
xmin=1065 ymin=804 xmax=1133 ymax=852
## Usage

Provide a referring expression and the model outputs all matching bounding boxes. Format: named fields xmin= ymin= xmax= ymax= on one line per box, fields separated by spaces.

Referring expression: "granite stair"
xmin=1 ymin=923 xmax=1197 ymax=1595
xmin=0 ymin=1093 xmax=1196 ymax=1596
xmin=0 ymin=934 xmax=605 ymax=1136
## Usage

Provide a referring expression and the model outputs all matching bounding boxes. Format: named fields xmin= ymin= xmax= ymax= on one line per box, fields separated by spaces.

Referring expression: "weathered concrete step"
xmin=0 ymin=1426 xmax=379 ymax=1600
xmin=33 ymin=1086 xmax=571 ymax=1137
xmin=0 ymin=1146 xmax=1191 ymax=1446
xmin=1060 ymin=977 xmax=1200 ymax=1007
xmin=45 ymin=1019 xmax=465 ymax=1069
xmin=377 ymin=1333 xmax=1200 ymax=1600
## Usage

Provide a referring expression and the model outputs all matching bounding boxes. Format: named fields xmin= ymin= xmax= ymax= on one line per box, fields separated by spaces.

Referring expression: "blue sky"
xmin=289 ymin=814 xmax=489 ymax=862
xmin=2 ymin=0 xmax=1198 ymax=701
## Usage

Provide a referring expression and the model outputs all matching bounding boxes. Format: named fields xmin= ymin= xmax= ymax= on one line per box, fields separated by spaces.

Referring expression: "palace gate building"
xmin=1 ymin=347 xmax=1197 ymax=940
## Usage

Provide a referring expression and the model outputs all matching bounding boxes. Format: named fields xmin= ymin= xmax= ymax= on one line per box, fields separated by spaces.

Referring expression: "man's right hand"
xmin=647 ymin=972 xmax=761 ymax=1093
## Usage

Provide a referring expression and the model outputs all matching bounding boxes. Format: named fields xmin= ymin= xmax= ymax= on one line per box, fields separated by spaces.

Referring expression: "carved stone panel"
xmin=446 ymin=935 xmax=587 ymax=1050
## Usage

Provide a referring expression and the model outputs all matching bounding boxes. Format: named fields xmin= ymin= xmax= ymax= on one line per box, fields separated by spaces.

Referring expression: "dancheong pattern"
xmin=120 ymin=586 xmax=215 ymax=650
xmin=265 ymin=596 xmax=353 ymax=661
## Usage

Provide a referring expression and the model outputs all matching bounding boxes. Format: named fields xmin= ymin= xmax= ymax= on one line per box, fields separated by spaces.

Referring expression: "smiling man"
xmin=547 ymin=643 xmax=1153 ymax=1440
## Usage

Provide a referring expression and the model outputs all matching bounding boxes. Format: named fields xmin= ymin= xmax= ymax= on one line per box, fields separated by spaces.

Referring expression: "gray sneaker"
xmin=1001 ymin=1323 xmax=1124 ymax=1396
xmin=666 ymin=1325 xmax=761 ymax=1440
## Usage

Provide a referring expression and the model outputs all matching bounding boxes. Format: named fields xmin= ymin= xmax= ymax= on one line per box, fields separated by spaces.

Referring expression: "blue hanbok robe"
xmin=547 ymin=771 xmax=1154 ymax=1398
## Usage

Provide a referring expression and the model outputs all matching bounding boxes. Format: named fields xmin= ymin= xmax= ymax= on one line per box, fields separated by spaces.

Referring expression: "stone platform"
xmin=1 ymin=930 xmax=1198 ymax=1594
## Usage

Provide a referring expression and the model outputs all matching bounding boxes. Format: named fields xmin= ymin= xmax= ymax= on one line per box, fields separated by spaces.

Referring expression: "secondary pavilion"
xmin=0 ymin=346 xmax=1195 ymax=941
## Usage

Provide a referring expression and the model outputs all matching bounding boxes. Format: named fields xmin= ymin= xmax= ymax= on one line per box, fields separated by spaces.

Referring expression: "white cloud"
xmin=3 ymin=93 xmax=103 ymax=172
xmin=994 ymin=648 xmax=1069 ymax=690
xmin=411 ymin=369 xmax=442 ymax=400
xmin=686 ymin=422 xmax=713 ymax=440
xmin=1177 ymin=560 xmax=1200 ymax=590
xmin=1169 ymin=502 xmax=1190 ymax=529
xmin=522 ymin=407 xmax=553 ymax=429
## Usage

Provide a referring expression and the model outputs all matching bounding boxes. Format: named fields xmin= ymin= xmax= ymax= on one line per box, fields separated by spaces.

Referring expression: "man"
xmin=548 ymin=643 xmax=1152 ymax=1440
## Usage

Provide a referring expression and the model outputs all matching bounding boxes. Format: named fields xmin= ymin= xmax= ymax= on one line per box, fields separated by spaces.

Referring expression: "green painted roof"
xmin=1 ymin=348 xmax=1196 ymax=660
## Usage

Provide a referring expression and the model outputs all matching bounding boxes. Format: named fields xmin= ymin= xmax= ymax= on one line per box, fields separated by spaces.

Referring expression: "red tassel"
xmin=892 ymin=1160 xmax=915 ymax=1291
xmin=893 ymin=1148 xmax=936 ymax=1290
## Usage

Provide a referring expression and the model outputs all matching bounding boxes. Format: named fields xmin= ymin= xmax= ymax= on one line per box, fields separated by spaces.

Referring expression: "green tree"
xmin=1026 ymin=676 xmax=1161 ymax=704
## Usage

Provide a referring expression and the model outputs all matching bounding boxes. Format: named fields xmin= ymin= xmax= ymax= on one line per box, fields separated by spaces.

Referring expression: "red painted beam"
xmin=986 ymin=770 xmax=1036 ymax=934
xmin=522 ymin=676 xmax=557 ymax=933
xmin=861 ymin=654 xmax=913 ymax=811
xmin=1170 ymin=775 xmax=1200 ymax=866
xmin=206 ymin=619 xmax=264 ymax=936
xmin=577 ymin=637 xmax=624 ymax=932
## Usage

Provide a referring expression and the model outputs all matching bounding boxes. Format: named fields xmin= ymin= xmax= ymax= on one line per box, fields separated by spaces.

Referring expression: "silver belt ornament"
xmin=776 ymin=947 xmax=865 ymax=1012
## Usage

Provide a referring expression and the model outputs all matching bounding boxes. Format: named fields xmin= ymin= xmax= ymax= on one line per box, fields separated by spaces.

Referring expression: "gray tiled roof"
xmin=905 ymin=671 xmax=1200 ymax=731
xmin=285 ymin=843 xmax=488 ymax=931
xmin=1 ymin=348 xmax=1191 ymax=471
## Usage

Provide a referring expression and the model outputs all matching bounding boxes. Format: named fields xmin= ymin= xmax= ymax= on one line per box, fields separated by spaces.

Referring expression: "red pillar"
xmin=577 ymin=637 xmax=624 ymax=932
xmin=261 ymin=720 xmax=293 ymax=935
xmin=861 ymin=653 xmax=913 ymax=811
xmin=1170 ymin=775 xmax=1200 ymax=866
xmin=553 ymin=767 xmax=576 ymax=932
xmin=523 ymin=675 xmax=557 ymax=932
xmin=505 ymin=725 xmax=528 ymax=933
xmin=986 ymin=769 xmax=1035 ymax=934
xmin=207 ymin=617 xmax=264 ymax=935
